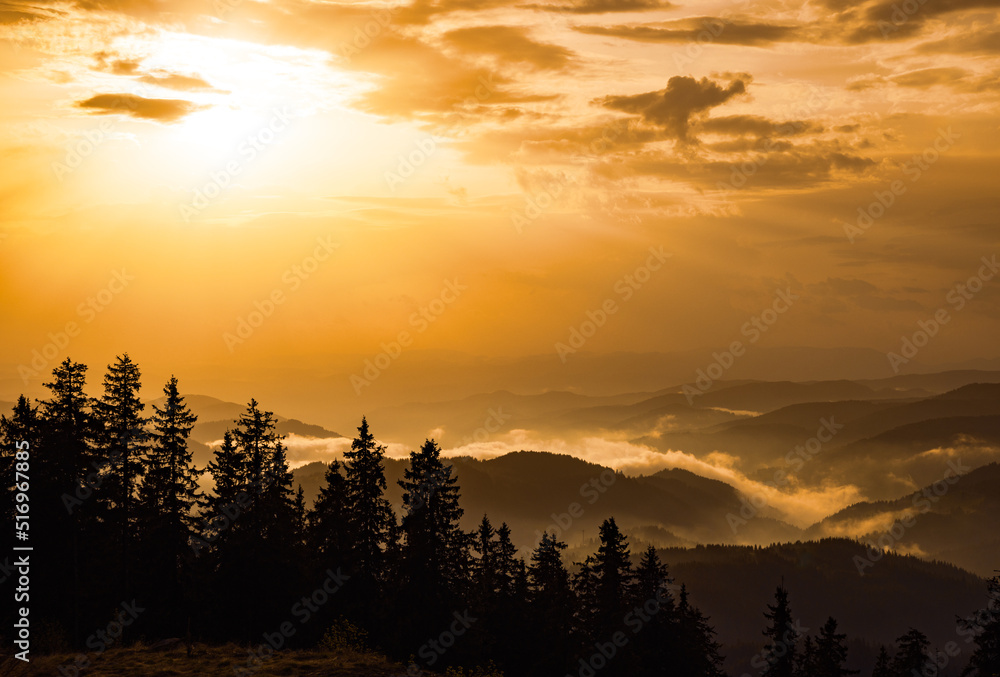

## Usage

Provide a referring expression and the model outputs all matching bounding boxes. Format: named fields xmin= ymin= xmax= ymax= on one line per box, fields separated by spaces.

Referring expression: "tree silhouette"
xmin=761 ymin=584 xmax=799 ymax=677
xmin=961 ymin=573 xmax=1000 ymax=677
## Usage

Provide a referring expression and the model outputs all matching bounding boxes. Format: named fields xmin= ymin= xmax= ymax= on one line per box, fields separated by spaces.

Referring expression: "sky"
xmin=1 ymin=0 xmax=999 ymax=416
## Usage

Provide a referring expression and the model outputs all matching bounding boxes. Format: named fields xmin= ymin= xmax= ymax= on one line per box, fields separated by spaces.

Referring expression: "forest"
xmin=1 ymin=355 xmax=998 ymax=677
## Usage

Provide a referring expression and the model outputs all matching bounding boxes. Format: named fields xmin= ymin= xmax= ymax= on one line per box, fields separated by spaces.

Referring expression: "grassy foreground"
xmin=0 ymin=643 xmax=410 ymax=677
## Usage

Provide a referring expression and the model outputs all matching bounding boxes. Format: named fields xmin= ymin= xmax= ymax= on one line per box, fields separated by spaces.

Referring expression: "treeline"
xmin=1 ymin=356 xmax=998 ymax=677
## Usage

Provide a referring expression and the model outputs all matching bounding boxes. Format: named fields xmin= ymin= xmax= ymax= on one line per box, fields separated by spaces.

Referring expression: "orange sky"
xmin=1 ymin=0 xmax=999 ymax=413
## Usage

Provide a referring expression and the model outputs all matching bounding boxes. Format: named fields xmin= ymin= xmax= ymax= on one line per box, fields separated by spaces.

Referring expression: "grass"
xmin=0 ymin=643 xmax=411 ymax=677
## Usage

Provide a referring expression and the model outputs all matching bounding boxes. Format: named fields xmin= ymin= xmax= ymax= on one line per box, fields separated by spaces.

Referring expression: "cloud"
xmin=343 ymin=34 xmax=556 ymax=120
xmin=576 ymin=18 xmax=797 ymax=45
xmin=443 ymin=25 xmax=574 ymax=70
xmin=138 ymin=71 xmax=220 ymax=92
xmin=76 ymin=93 xmax=205 ymax=122
xmin=531 ymin=0 xmax=673 ymax=13
xmin=598 ymin=75 xmax=748 ymax=142
xmin=700 ymin=115 xmax=822 ymax=137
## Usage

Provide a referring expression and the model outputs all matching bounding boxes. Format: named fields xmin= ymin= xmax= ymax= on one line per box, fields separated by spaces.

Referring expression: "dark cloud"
xmin=700 ymin=115 xmax=822 ymax=137
xmin=575 ymin=18 xmax=797 ymax=45
xmin=444 ymin=25 xmax=573 ymax=70
xmin=530 ymin=0 xmax=672 ymax=13
xmin=598 ymin=75 xmax=747 ymax=142
xmin=76 ymin=93 xmax=205 ymax=122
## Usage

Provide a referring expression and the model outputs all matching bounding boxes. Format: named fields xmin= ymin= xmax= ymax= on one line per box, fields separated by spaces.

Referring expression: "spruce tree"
xmin=307 ymin=459 xmax=351 ymax=568
xmin=761 ymin=584 xmax=799 ymax=677
xmin=675 ymin=584 xmax=727 ymax=677
xmin=343 ymin=417 xmax=393 ymax=575
xmin=813 ymin=617 xmax=858 ymax=677
xmin=135 ymin=376 xmax=200 ymax=635
xmin=891 ymin=628 xmax=931 ymax=677
xmin=527 ymin=533 xmax=574 ymax=676
xmin=871 ymin=645 xmax=892 ymax=677
xmin=960 ymin=574 xmax=1000 ymax=677
xmin=94 ymin=353 xmax=150 ymax=604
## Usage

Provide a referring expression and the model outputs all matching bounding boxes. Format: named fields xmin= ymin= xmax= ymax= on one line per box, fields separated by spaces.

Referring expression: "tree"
xmin=675 ymin=585 xmax=726 ymax=677
xmin=94 ymin=353 xmax=150 ymax=603
xmin=631 ymin=546 xmax=678 ymax=675
xmin=308 ymin=460 xmax=351 ymax=567
xmin=135 ymin=376 xmax=200 ymax=636
xmin=573 ymin=517 xmax=635 ymax=676
xmin=891 ymin=628 xmax=930 ymax=677
xmin=38 ymin=359 xmax=101 ymax=644
xmin=343 ymin=417 xmax=393 ymax=576
xmin=761 ymin=584 xmax=799 ymax=677
xmin=960 ymin=574 xmax=1000 ymax=677
xmin=812 ymin=617 xmax=858 ymax=677
xmin=526 ymin=533 xmax=574 ymax=676
xmin=398 ymin=439 xmax=469 ymax=600
xmin=871 ymin=646 xmax=892 ymax=677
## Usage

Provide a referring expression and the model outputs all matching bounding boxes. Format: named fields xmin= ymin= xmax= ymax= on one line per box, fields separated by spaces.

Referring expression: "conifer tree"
xmin=871 ymin=646 xmax=892 ymax=677
xmin=343 ymin=417 xmax=393 ymax=575
xmin=891 ymin=628 xmax=931 ymax=677
xmin=761 ymin=584 xmax=799 ymax=677
xmin=675 ymin=584 xmax=727 ymax=677
xmin=308 ymin=459 xmax=350 ymax=567
xmin=527 ymin=533 xmax=574 ymax=676
xmin=960 ymin=574 xmax=1000 ymax=677
xmin=136 ymin=376 xmax=200 ymax=636
xmin=812 ymin=617 xmax=858 ymax=677
xmin=94 ymin=353 xmax=149 ymax=603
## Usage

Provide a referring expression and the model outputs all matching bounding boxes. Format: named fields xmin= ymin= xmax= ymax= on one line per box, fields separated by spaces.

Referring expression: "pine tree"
xmin=527 ymin=533 xmax=574 ymax=676
xmin=631 ymin=546 xmax=677 ymax=675
xmin=871 ymin=645 xmax=892 ymax=677
xmin=812 ymin=617 xmax=858 ymax=677
xmin=761 ymin=584 xmax=799 ymax=677
xmin=307 ymin=459 xmax=351 ymax=568
xmin=136 ymin=376 xmax=200 ymax=636
xmin=37 ymin=359 xmax=101 ymax=644
xmin=343 ymin=417 xmax=393 ymax=576
xmin=399 ymin=439 xmax=469 ymax=600
xmin=960 ymin=574 xmax=1000 ymax=677
xmin=891 ymin=628 xmax=931 ymax=677
xmin=94 ymin=353 xmax=150 ymax=604
xmin=675 ymin=585 xmax=727 ymax=677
